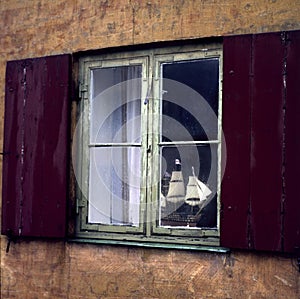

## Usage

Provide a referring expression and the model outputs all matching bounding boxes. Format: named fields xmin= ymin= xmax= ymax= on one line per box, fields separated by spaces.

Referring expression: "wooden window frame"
xmin=75 ymin=44 xmax=223 ymax=246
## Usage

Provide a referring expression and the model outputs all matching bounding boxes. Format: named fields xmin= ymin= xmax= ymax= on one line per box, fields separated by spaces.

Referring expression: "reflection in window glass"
xmin=162 ymin=58 xmax=219 ymax=141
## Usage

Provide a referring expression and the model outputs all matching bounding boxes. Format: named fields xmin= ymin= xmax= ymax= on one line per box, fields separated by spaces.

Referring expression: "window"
xmin=74 ymin=44 xmax=223 ymax=246
xmin=3 ymin=31 xmax=300 ymax=253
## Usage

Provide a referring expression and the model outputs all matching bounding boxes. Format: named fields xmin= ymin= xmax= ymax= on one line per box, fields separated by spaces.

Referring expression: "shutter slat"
xmin=250 ymin=33 xmax=284 ymax=251
xmin=2 ymin=54 xmax=71 ymax=238
xmin=2 ymin=61 xmax=24 ymax=236
xmin=22 ymin=58 xmax=45 ymax=236
xmin=221 ymin=35 xmax=252 ymax=249
xmin=284 ymin=30 xmax=300 ymax=253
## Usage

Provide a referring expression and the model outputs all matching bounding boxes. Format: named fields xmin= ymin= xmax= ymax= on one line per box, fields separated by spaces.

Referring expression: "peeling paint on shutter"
xmin=2 ymin=54 xmax=71 ymax=238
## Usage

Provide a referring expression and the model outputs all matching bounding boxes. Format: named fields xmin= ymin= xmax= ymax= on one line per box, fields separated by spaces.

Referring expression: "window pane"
xmin=89 ymin=147 xmax=141 ymax=226
xmin=162 ymin=58 xmax=219 ymax=141
xmin=90 ymin=65 xmax=142 ymax=143
xmin=160 ymin=144 xmax=218 ymax=228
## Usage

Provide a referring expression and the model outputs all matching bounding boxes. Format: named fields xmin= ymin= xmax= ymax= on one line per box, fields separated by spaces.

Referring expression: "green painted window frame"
xmin=75 ymin=43 xmax=223 ymax=247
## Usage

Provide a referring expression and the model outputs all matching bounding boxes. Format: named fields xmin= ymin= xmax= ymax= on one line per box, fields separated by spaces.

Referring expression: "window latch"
xmin=144 ymin=76 xmax=153 ymax=105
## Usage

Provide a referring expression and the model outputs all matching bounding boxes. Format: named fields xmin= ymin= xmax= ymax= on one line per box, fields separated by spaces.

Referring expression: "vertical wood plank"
xmin=250 ymin=33 xmax=284 ymax=251
xmin=1 ymin=61 xmax=24 ymax=236
xmin=284 ymin=30 xmax=300 ymax=253
xmin=220 ymin=35 xmax=252 ymax=249
xmin=22 ymin=55 xmax=71 ymax=237
xmin=43 ymin=55 xmax=71 ymax=237
xmin=21 ymin=58 xmax=45 ymax=236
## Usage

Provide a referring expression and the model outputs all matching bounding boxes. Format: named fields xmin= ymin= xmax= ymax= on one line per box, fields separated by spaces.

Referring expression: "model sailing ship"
xmin=161 ymin=159 xmax=213 ymax=226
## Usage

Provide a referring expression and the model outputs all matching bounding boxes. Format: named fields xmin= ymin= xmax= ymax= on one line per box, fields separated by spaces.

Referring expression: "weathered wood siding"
xmin=2 ymin=241 xmax=300 ymax=299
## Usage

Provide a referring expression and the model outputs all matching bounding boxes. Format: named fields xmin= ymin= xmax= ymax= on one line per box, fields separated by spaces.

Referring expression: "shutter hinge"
xmin=79 ymin=83 xmax=88 ymax=99
xmin=0 ymin=151 xmax=10 ymax=156
xmin=5 ymin=229 xmax=17 ymax=253
xmin=76 ymin=198 xmax=85 ymax=214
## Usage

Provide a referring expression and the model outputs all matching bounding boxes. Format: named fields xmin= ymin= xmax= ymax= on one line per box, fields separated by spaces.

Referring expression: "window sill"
xmin=68 ymin=238 xmax=230 ymax=253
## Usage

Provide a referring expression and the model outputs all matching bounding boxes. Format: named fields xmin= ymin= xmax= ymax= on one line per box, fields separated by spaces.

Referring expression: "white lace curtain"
xmin=88 ymin=65 xmax=142 ymax=226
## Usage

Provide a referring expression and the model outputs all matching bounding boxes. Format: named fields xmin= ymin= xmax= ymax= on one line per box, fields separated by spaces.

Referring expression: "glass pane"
xmin=89 ymin=147 xmax=141 ymax=226
xmin=160 ymin=144 xmax=218 ymax=228
xmin=90 ymin=65 xmax=142 ymax=143
xmin=161 ymin=58 xmax=219 ymax=141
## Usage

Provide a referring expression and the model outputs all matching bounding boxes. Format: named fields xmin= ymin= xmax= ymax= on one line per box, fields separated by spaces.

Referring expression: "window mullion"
xmin=88 ymin=143 xmax=142 ymax=147
xmin=140 ymin=59 xmax=150 ymax=233
xmin=158 ymin=140 xmax=220 ymax=145
xmin=144 ymin=53 xmax=159 ymax=237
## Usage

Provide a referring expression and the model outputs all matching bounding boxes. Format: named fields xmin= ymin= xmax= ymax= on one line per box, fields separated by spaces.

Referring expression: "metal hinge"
xmin=76 ymin=198 xmax=86 ymax=214
xmin=5 ymin=229 xmax=17 ymax=253
xmin=79 ymin=83 xmax=88 ymax=99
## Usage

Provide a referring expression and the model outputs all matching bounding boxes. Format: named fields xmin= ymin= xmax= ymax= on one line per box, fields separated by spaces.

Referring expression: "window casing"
xmin=75 ymin=44 xmax=223 ymax=246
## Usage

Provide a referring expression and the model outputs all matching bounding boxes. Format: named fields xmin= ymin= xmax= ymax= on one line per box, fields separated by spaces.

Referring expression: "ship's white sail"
xmin=184 ymin=176 xmax=212 ymax=206
xmin=165 ymin=171 xmax=185 ymax=203
xmin=184 ymin=167 xmax=212 ymax=206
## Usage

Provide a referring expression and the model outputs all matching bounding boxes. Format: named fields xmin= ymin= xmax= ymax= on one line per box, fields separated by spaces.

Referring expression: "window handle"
xmin=144 ymin=76 xmax=153 ymax=105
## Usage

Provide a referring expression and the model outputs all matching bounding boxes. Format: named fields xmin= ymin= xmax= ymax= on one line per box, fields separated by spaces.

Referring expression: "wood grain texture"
xmin=1 ymin=241 xmax=300 ymax=299
xmin=1 ymin=61 xmax=24 ymax=236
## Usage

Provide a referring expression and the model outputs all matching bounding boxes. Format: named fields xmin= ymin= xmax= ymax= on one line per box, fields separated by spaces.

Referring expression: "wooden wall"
xmin=2 ymin=240 xmax=300 ymax=298
xmin=1 ymin=1 xmax=300 ymax=298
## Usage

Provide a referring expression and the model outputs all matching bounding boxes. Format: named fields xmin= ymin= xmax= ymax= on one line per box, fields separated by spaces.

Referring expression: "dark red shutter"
xmin=221 ymin=31 xmax=300 ymax=253
xmin=2 ymin=54 xmax=71 ymax=238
